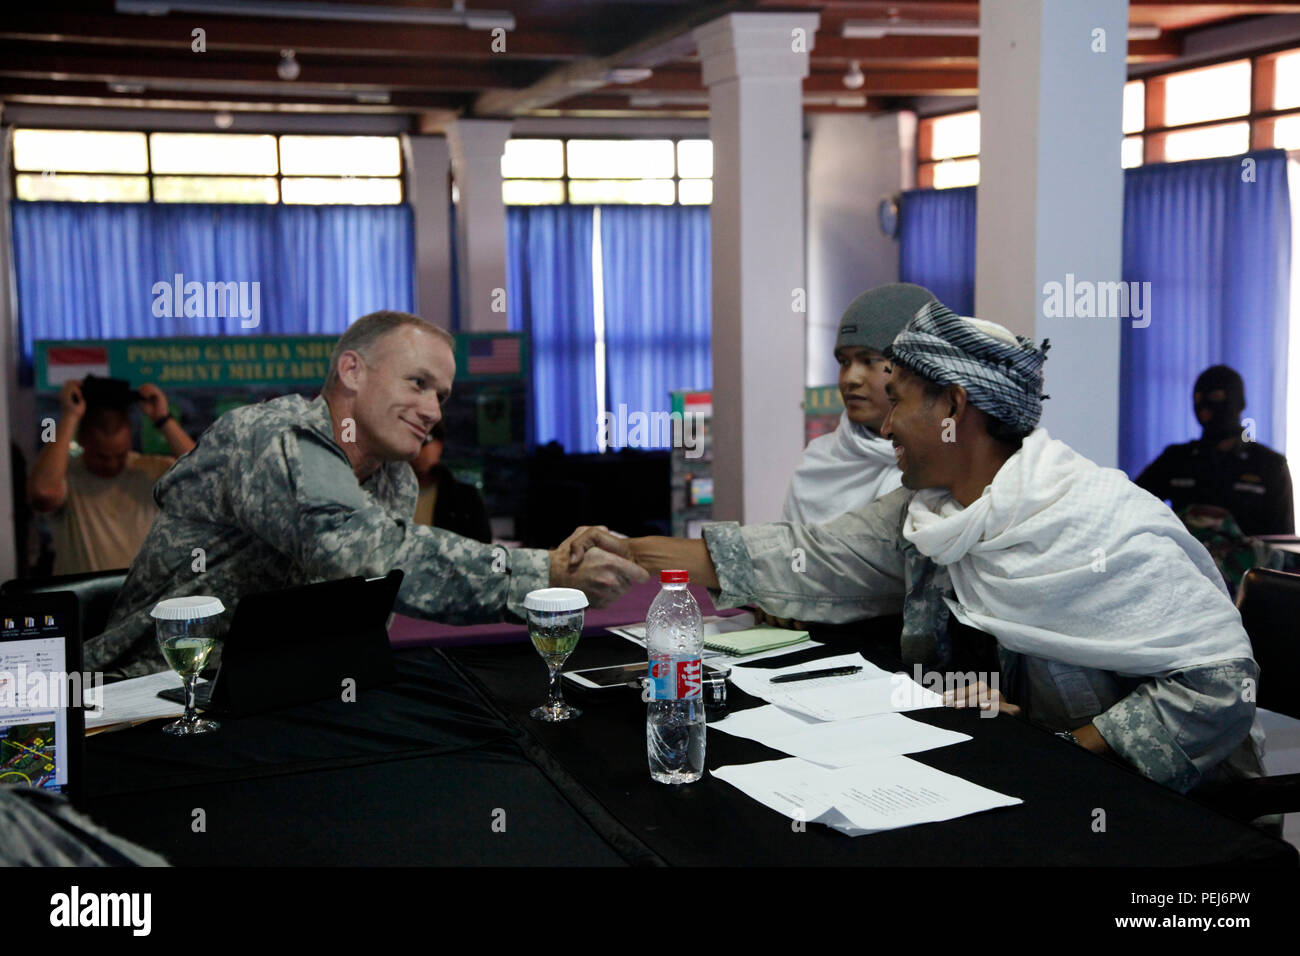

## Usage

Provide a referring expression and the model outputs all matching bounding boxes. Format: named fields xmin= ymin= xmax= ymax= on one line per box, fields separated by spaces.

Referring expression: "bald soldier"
xmin=89 ymin=311 xmax=647 ymax=679
xmin=572 ymin=303 xmax=1264 ymax=797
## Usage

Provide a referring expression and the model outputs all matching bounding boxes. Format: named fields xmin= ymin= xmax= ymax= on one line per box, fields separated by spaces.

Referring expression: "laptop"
xmin=0 ymin=592 xmax=85 ymax=806
xmin=158 ymin=570 xmax=402 ymax=716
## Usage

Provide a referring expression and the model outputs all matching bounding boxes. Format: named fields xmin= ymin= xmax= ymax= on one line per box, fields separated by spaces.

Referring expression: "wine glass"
xmin=150 ymin=596 xmax=225 ymax=736
xmin=523 ymin=588 xmax=588 ymax=722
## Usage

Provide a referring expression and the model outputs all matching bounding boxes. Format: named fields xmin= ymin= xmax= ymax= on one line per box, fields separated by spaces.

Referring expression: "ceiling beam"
xmin=471 ymin=1 xmax=743 ymax=117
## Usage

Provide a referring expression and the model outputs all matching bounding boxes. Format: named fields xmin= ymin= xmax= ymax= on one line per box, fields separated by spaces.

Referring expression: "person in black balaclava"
xmin=1136 ymin=365 xmax=1294 ymax=536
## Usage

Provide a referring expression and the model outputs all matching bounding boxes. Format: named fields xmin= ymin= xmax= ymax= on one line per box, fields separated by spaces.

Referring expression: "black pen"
xmin=770 ymin=666 xmax=862 ymax=684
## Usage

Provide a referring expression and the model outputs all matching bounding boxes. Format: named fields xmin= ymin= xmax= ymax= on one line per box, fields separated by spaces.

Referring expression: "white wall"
xmin=804 ymin=112 xmax=910 ymax=387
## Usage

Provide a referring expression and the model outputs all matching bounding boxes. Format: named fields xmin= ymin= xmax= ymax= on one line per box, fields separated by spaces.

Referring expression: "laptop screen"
xmin=0 ymin=596 xmax=84 ymax=799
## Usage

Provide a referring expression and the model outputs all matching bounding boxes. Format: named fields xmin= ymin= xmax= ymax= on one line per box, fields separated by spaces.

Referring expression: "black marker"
xmin=770 ymin=666 xmax=862 ymax=684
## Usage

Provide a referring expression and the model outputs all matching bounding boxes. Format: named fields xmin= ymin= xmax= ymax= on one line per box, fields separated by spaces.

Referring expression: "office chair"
xmin=0 ymin=568 xmax=129 ymax=640
xmin=1194 ymin=568 xmax=1300 ymax=823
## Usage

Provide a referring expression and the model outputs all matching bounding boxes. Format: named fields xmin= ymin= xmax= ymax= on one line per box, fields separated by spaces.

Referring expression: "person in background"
xmin=27 ymin=377 xmax=195 ymax=576
xmin=411 ymin=420 xmax=492 ymax=544
xmin=1136 ymin=365 xmax=1294 ymax=536
xmin=782 ymin=283 xmax=938 ymax=524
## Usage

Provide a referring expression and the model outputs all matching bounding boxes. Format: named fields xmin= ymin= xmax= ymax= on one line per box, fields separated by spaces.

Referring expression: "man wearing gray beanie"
xmin=782 ymin=283 xmax=938 ymax=524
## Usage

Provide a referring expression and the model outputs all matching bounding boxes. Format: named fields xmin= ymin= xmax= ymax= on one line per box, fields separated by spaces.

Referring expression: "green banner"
xmin=34 ymin=336 xmax=338 ymax=392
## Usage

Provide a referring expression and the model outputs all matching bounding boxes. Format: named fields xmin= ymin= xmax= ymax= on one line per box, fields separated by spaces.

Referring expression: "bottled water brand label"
xmin=648 ymin=656 xmax=702 ymax=700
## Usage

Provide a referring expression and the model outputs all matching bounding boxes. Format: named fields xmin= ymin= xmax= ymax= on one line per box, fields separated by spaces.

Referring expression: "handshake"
xmin=547 ymin=526 xmax=651 ymax=607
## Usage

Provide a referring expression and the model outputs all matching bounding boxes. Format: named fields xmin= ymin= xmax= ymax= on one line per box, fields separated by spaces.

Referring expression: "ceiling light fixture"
xmin=842 ymin=20 xmax=1160 ymax=40
xmin=843 ymin=61 xmax=865 ymax=90
xmin=277 ymin=49 xmax=301 ymax=81
xmin=116 ymin=0 xmax=515 ymax=31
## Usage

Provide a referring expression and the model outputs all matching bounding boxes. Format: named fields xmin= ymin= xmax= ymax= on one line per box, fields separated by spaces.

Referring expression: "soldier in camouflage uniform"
xmin=89 ymin=311 xmax=646 ymax=679
xmin=573 ymin=304 xmax=1264 ymax=797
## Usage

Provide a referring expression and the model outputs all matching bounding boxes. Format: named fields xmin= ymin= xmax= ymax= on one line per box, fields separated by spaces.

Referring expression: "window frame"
xmin=500 ymin=135 xmax=711 ymax=206
xmin=11 ymin=130 xmax=406 ymax=205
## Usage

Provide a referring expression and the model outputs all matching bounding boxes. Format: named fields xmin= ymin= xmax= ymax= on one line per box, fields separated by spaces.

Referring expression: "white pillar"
xmin=447 ymin=119 xmax=512 ymax=332
xmin=694 ymin=11 xmax=818 ymax=523
xmin=403 ymin=135 xmax=454 ymax=332
xmin=0 ymin=126 xmax=18 ymax=581
xmin=975 ymin=0 xmax=1128 ymax=467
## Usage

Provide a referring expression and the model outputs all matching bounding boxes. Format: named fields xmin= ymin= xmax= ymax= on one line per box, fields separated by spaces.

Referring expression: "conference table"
xmin=82 ymin=583 xmax=1298 ymax=866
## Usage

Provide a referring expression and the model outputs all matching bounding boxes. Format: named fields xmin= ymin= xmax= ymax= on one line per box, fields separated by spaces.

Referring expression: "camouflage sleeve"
xmin=1091 ymin=658 xmax=1259 ymax=793
xmin=229 ymin=425 xmax=548 ymax=625
xmin=702 ymin=490 xmax=908 ymax=624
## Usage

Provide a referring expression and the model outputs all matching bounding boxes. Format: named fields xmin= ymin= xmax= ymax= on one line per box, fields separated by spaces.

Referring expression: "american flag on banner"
xmin=466 ymin=336 xmax=521 ymax=375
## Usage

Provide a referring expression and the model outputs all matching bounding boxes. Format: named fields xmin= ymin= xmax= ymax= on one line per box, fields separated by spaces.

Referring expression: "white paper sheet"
xmin=712 ymin=755 xmax=1022 ymax=835
xmin=84 ymin=670 xmax=187 ymax=733
xmin=727 ymin=653 xmax=944 ymax=720
xmin=709 ymin=705 xmax=970 ymax=767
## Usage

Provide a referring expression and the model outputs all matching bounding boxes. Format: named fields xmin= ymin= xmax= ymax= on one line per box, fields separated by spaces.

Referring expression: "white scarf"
xmin=901 ymin=428 xmax=1253 ymax=676
xmin=782 ymin=412 xmax=903 ymax=524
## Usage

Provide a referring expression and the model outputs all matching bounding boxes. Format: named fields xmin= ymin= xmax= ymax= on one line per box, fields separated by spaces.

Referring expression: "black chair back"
xmin=0 ymin=569 xmax=129 ymax=641
xmin=1235 ymin=567 xmax=1300 ymax=721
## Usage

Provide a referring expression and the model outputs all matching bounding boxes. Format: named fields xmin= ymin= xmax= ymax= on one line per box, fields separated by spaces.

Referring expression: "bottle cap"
xmin=150 ymin=596 xmax=226 ymax=620
xmin=523 ymin=588 xmax=589 ymax=613
xmin=660 ymin=569 xmax=689 ymax=584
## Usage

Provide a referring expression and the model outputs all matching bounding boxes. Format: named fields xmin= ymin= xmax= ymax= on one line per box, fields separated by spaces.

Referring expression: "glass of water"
xmin=523 ymin=588 xmax=588 ymax=722
xmin=151 ymin=596 xmax=225 ymax=736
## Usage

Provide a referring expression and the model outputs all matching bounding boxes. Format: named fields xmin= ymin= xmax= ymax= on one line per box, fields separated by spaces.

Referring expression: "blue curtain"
xmin=1120 ymin=150 xmax=1291 ymax=476
xmin=599 ymin=204 xmax=711 ymax=448
xmin=898 ymin=186 xmax=977 ymax=314
xmin=506 ymin=205 xmax=598 ymax=453
xmin=11 ymin=201 xmax=415 ymax=367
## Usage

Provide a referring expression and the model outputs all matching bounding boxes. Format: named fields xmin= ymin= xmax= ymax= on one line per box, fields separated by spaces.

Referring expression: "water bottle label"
xmin=648 ymin=657 xmax=702 ymax=701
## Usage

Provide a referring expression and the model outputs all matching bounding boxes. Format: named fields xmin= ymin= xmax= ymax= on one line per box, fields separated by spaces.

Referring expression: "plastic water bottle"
xmin=646 ymin=569 xmax=705 ymax=784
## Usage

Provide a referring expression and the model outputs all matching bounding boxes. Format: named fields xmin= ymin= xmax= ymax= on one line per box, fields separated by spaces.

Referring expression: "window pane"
xmin=1274 ymin=114 xmax=1300 ymax=149
xmin=502 ymin=139 xmax=564 ymax=179
xmin=280 ymin=136 xmax=400 ymax=176
xmin=677 ymin=140 xmax=713 ymax=178
xmin=1275 ymin=51 xmax=1300 ymax=111
xmin=1121 ymin=136 xmax=1144 ymax=169
xmin=1163 ymin=60 xmax=1250 ymax=127
xmin=1161 ymin=122 xmax=1249 ymax=162
xmin=932 ymin=157 xmax=979 ymax=189
xmin=568 ymin=179 xmax=675 ymax=204
xmin=567 ymin=140 xmax=675 ymax=179
xmin=150 ymin=133 xmax=279 ymax=175
xmin=15 ymin=173 xmax=150 ymax=202
xmin=153 ymin=177 xmax=279 ymax=203
xmin=502 ymin=179 xmax=565 ymax=205
xmin=929 ymin=111 xmax=979 ymax=160
xmin=1123 ymin=81 xmax=1144 ymax=135
xmin=14 ymin=129 xmax=148 ymax=173
xmin=678 ymin=179 xmax=712 ymax=205
xmin=281 ymin=177 xmax=401 ymax=204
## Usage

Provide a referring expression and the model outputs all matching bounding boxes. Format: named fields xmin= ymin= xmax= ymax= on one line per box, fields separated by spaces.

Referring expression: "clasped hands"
xmin=548 ymin=525 xmax=647 ymax=607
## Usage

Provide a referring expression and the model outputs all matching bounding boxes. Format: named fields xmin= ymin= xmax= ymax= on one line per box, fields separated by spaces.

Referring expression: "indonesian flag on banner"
xmin=46 ymin=346 xmax=110 ymax=386
xmin=683 ymin=391 xmax=711 ymax=418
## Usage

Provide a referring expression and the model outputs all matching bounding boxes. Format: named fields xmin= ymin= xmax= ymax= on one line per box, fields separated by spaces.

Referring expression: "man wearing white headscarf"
xmin=571 ymin=303 xmax=1265 ymax=797
xmin=782 ymin=284 xmax=937 ymax=524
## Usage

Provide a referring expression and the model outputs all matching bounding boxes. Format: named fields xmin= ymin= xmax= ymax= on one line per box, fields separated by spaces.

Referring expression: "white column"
xmin=447 ymin=119 xmax=512 ymax=332
xmin=0 ymin=127 xmax=18 ymax=582
xmin=694 ymin=11 xmax=818 ymax=523
xmin=403 ymin=135 xmax=454 ymax=332
xmin=975 ymin=0 xmax=1128 ymax=467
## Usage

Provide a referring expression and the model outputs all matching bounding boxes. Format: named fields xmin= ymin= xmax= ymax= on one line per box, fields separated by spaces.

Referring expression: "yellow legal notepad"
xmin=703 ymin=627 xmax=810 ymax=655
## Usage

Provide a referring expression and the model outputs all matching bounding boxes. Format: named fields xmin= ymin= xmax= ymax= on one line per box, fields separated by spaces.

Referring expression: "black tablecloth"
xmin=83 ymin=650 xmax=631 ymax=865
xmin=447 ymin=625 xmax=1300 ymax=867
xmin=81 ymin=624 xmax=1298 ymax=866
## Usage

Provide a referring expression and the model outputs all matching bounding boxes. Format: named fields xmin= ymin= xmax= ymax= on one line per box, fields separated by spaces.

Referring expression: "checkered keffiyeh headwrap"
xmin=885 ymin=302 xmax=1049 ymax=434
